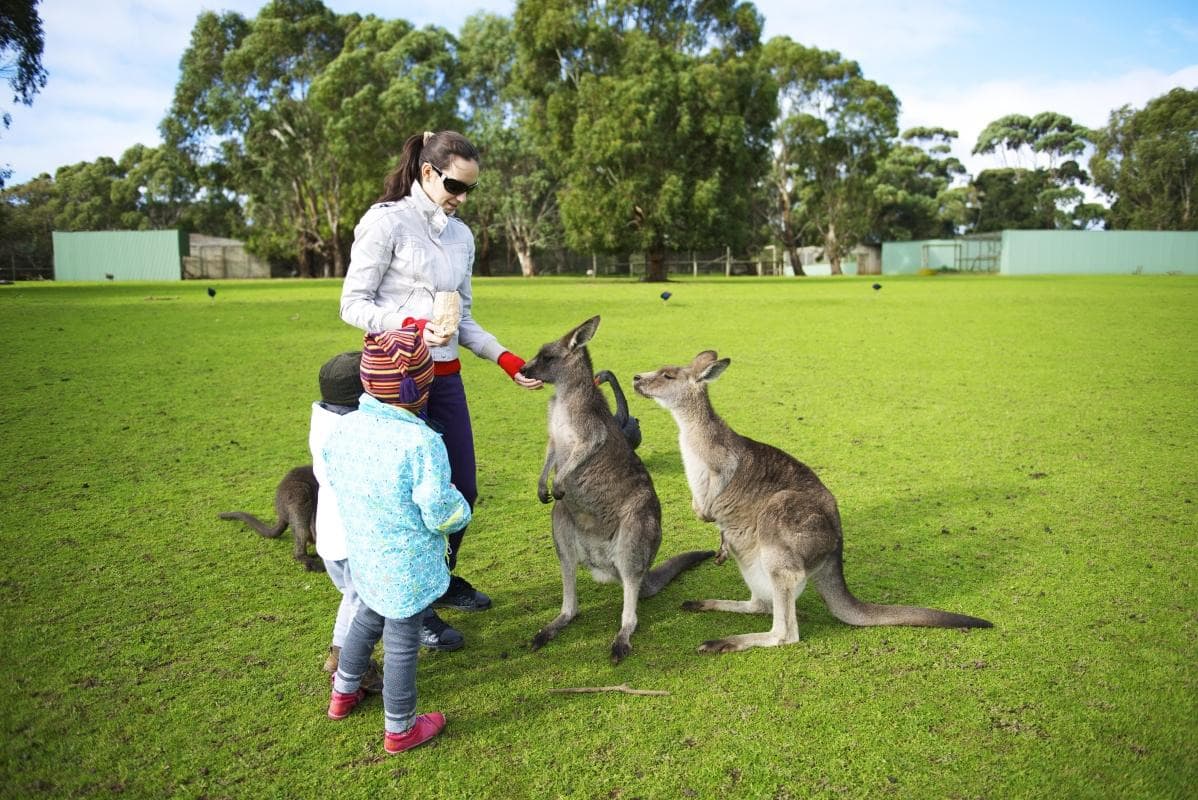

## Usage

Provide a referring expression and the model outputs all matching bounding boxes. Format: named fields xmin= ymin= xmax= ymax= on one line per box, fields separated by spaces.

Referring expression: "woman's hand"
xmin=513 ymin=372 xmax=543 ymax=390
xmin=423 ymin=323 xmax=453 ymax=348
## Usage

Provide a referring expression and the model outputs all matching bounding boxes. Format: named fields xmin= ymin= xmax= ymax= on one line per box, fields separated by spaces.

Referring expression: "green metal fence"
xmin=883 ymin=231 xmax=1198 ymax=276
xmin=52 ymin=231 xmax=187 ymax=281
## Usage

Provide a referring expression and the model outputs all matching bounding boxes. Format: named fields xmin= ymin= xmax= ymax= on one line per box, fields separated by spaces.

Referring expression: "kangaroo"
xmin=633 ymin=351 xmax=991 ymax=654
xmin=594 ymin=369 xmax=642 ymax=450
xmin=520 ymin=317 xmax=714 ymax=663
xmin=219 ymin=464 xmax=323 ymax=572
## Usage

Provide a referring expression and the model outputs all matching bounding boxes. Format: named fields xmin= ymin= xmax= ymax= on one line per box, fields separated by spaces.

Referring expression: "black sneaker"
xmin=433 ymin=575 xmax=493 ymax=612
xmin=419 ymin=610 xmax=464 ymax=651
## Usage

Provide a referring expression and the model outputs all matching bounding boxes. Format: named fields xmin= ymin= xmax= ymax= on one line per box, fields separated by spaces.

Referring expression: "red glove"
xmin=497 ymin=351 xmax=526 ymax=380
xmin=402 ymin=317 xmax=430 ymax=335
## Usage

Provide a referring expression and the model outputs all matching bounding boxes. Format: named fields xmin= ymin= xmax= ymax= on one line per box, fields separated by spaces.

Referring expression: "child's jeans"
xmin=323 ymin=558 xmax=363 ymax=648
xmin=334 ymin=603 xmax=423 ymax=733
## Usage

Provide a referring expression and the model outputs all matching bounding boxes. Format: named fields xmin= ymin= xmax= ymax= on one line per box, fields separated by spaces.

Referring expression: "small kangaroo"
xmin=520 ymin=317 xmax=714 ymax=663
xmin=219 ymin=464 xmax=324 ymax=572
xmin=633 ymin=351 xmax=991 ymax=654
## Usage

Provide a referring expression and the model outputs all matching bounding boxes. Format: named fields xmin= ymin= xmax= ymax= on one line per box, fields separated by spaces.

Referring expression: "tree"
xmin=1090 ymin=87 xmax=1198 ymax=230
xmin=0 ymin=171 xmax=55 ymax=277
xmin=515 ymin=0 xmax=775 ymax=282
xmin=0 ymin=0 xmax=46 ymax=129
xmin=969 ymin=111 xmax=1103 ymax=230
xmin=164 ymin=1 xmax=462 ymax=276
xmin=458 ymin=12 xmax=560 ymax=276
xmin=872 ymin=126 xmax=966 ymax=241
xmin=165 ymin=1 xmax=348 ymax=276
xmin=765 ymin=37 xmax=898 ymax=275
xmin=1 ymin=0 xmax=48 ymax=187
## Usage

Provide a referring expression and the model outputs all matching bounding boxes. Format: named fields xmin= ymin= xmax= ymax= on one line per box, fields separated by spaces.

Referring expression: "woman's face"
xmin=420 ymin=156 xmax=480 ymax=215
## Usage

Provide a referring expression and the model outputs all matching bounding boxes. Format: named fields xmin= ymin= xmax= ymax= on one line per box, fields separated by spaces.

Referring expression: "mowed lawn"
xmin=0 ymin=274 xmax=1194 ymax=799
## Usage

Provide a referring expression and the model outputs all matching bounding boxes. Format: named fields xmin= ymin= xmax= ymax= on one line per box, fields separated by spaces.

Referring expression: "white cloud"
xmin=757 ymin=0 xmax=975 ymax=59
xmin=3 ymin=0 xmax=1195 ymax=188
xmin=900 ymin=64 xmax=1198 ymax=177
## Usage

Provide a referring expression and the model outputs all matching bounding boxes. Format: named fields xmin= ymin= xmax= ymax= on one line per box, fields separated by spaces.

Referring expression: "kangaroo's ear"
xmin=692 ymin=350 xmax=718 ymax=370
xmin=566 ymin=316 xmax=601 ymax=350
xmin=697 ymin=358 xmax=730 ymax=383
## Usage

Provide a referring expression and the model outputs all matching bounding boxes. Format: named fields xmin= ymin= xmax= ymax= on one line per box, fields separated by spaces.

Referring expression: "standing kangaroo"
xmin=520 ymin=317 xmax=714 ymax=663
xmin=218 ymin=464 xmax=323 ymax=572
xmin=633 ymin=351 xmax=991 ymax=654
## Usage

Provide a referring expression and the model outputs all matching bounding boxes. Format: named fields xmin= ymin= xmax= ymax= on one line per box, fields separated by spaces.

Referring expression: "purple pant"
xmin=425 ymin=372 xmax=475 ymax=572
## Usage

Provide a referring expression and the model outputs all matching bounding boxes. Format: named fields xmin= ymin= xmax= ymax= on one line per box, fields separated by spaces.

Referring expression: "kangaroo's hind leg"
xmin=698 ymin=554 xmax=804 ymax=654
xmin=532 ymin=504 xmax=581 ymax=651
xmin=290 ymin=510 xmax=324 ymax=572
xmin=682 ymin=551 xmax=772 ymax=615
xmin=609 ymin=571 xmax=641 ymax=664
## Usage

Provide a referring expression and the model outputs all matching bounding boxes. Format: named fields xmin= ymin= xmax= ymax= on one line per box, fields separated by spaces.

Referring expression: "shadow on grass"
xmin=393 ymin=476 xmax=1016 ymax=741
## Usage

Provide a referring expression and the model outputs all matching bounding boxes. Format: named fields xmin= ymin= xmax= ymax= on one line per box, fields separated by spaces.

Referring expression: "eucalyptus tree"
xmin=765 ymin=37 xmax=898 ymax=275
xmin=0 ymin=171 xmax=55 ymax=274
xmin=514 ymin=0 xmax=775 ymax=282
xmin=872 ymin=126 xmax=966 ymax=241
xmin=0 ymin=0 xmax=46 ymax=126
xmin=1090 ymin=87 xmax=1198 ymax=230
xmin=458 ymin=12 xmax=561 ymax=276
xmin=1 ymin=0 xmax=47 ymax=186
xmin=163 ymin=0 xmax=460 ymax=276
xmin=48 ymin=157 xmax=135 ymax=232
xmin=970 ymin=110 xmax=1103 ymax=230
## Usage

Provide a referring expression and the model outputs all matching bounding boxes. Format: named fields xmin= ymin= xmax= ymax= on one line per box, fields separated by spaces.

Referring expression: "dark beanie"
xmin=318 ymin=351 xmax=364 ymax=407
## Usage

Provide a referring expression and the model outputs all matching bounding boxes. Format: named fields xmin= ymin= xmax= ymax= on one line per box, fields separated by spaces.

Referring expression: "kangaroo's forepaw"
xmin=531 ymin=630 xmax=554 ymax=651
xmin=610 ymin=640 xmax=631 ymax=664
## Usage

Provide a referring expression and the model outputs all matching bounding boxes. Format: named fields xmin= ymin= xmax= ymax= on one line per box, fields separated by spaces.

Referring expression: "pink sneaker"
xmin=384 ymin=712 xmax=446 ymax=754
xmin=327 ymin=687 xmax=366 ymax=720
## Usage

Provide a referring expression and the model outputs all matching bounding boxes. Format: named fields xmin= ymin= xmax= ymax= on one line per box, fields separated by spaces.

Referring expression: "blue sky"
xmin=3 ymin=0 xmax=1196 ymax=187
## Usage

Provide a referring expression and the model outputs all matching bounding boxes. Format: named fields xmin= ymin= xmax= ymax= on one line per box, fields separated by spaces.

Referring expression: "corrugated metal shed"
xmin=881 ymin=239 xmax=956 ymax=274
xmin=52 ymin=230 xmax=186 ymax=281
xmin=999 ymin=230 xmax=1198 ymax=275
xmin=883 ymin=231 xmax=1198 ymax=275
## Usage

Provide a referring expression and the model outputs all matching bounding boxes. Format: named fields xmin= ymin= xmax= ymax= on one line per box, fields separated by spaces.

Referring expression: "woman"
xmin=340 ymin=130 xmax=542 ymax=651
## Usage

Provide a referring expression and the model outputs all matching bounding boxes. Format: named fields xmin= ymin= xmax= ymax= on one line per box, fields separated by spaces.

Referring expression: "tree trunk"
xmin=515 ymin=241 xmax=537 ymax=277
xmin=785 ymin=243 xmax=806 ymax=277
xmin=297 ymin=237 xmax=313 ymax=279
xmin=826 ymin=222 xmax=843 ymax=276
xmin=645 ymin=249 xmax=668 ymax=282
xmin=476 ymin=227 xmax=492 ymax=277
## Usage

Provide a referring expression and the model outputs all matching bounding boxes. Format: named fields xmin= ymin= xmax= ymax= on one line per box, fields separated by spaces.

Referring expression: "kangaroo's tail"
xmin=814 ymin=549 xmax=992 ymax=629
xmin=594 ymin=370 xmax=643 ymax=450
xmin=218 ymin=511 xmax=286 ymax=539
xmin=640 ymin=550 xmax=715 ymax=598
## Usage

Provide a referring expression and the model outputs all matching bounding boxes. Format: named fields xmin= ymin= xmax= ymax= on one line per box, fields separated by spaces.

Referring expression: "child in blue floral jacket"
xmin=322 ymin=325 xmax=471 ymax=754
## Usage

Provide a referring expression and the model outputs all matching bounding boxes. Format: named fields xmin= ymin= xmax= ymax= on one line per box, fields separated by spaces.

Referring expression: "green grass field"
xmin=0 ymin=274 xmax=1194 ymax=799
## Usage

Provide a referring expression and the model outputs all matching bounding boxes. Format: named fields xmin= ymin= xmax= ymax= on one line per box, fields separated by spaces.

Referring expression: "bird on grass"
xmin=872 ymin=283 xmax=882 ymax=291
xmin=660 ymin=291 xmax=672 ymax=301
xmin=207 ymin=287 xmax=217 ymax=300
xmin=104 ymin=273 xmax=114 ymax=281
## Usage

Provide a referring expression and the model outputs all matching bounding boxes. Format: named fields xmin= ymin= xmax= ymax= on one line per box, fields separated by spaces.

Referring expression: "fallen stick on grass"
xmin=549 ymin=684 xmax=669 ymax=696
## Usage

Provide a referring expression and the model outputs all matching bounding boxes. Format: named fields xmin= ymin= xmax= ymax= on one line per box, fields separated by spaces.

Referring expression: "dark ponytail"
xmin=377 ymin=130 xmax=481 ymax=203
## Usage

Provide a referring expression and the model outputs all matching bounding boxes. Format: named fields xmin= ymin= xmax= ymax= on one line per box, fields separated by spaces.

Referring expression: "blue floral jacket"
xmin=323 ymin=394 xmax=471 ymax=619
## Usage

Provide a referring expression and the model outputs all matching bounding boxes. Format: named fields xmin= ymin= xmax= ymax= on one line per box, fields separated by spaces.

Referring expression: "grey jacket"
xmin=340 ymin=182 xmax=505 ymax=365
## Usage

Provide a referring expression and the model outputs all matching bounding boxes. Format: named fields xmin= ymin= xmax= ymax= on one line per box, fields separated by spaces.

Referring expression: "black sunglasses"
xmin=427 ymin=162 xmax=478 ymax=195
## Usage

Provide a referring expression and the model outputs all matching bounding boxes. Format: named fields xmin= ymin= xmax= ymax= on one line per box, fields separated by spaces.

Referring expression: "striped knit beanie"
xmin=360 ymin=326 xmax=434 ymax=414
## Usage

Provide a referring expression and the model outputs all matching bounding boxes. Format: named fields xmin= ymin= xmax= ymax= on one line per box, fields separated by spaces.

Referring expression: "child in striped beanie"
xmin=321 ymin=324 xmax=471 ymax=754
xmin=359 ymin=326 xmax=435 ymax=415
